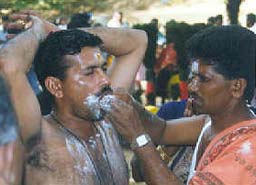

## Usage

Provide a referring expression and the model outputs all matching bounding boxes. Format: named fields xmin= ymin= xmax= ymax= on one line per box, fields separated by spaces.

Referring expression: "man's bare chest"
xmin=25 ymin=124 xmax=119 ymax=185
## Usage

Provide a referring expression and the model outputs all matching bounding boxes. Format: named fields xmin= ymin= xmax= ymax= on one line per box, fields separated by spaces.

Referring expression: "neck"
xmin=51 ymin=110 xmax=96 ymax=141
xmin=210 ymin=102 xmax=255 ymax=134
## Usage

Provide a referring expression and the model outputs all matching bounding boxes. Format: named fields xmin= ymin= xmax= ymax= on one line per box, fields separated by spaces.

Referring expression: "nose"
xmin=95 ymin=68 xmax=111 ymax=87
xmin=188 ymin=76 xmax=199 ymax=93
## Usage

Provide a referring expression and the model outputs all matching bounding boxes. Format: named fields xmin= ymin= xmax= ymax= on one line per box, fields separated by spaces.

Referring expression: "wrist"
xmin=130 ymin=133 xmax=152 ymax=150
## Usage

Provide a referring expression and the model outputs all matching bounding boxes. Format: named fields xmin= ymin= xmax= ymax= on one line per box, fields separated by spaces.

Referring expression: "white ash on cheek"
xmin=84 ymin=95 xmax=101 ymax=120
xmin=99 ymin=95 xmax=117 ymax=112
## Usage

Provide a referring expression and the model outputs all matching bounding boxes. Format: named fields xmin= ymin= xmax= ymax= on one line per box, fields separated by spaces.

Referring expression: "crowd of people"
xmin=0 ymin=9 xmax=255 ymax=185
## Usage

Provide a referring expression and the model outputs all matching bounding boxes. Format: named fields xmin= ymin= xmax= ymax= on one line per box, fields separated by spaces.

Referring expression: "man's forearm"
xmin=134 ymin=142 xmax=182 ymax=185
xmin=0 ymin=25 xmax=45 ymax=74
xmin=133 ymin=100 xmax=166 ymax=144
xmin=81 ymin=27 xmax=147 ymax=56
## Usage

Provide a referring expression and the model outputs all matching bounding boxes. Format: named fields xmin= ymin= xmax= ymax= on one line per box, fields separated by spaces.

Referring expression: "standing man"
xmin=0 ymin=14 xmax=147 ymax=184
xmin=105 ymin=25 xmax=256 ymax=184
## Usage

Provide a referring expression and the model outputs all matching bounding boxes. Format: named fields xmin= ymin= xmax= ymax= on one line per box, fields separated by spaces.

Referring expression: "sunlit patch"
xmin=191 ymin=60 xmax=199 ymax=74
xmin=94 ymin=51 xmax=103 ymax=65
xmin=237 ymin=141 xmax=252 ymax=155
xmin=76 ymin=55 xmax=86 ymax=69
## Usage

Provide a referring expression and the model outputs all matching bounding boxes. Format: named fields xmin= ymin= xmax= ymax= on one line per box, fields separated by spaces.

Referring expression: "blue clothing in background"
xmin=27 ymin=67 xmax=41 ymax=95
xmin=156 ymin=99 xmax=191 ymax=184
xmin=157 ymin=99 xmax=187 ymax=120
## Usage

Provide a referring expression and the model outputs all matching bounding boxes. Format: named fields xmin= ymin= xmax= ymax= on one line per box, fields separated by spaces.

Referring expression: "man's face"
xmin=60 ymin=47 xmax=111 ymax=120
xmin=188 ymin=59 xmax=233 ymax=115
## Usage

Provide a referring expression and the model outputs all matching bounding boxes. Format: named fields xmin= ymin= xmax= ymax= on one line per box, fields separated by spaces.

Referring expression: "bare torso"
xmin=25 ymin=117 xmax=128 ymax=185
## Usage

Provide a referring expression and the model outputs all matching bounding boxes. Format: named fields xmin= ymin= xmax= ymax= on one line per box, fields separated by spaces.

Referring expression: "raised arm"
xmin=0 ymin=15 xmax=56 ymax=143
xmin=104 ymin=95 xmax=207 ymax=185
xmin=81 ymin=27 xmax=148 ymax=91
xmin=112 ymin=92 xmax=206 ymax=145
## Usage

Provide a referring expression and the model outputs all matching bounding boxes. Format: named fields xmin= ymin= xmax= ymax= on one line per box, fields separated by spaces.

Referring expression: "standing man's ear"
xmin=230 ymin=78 xmax=247 ymax=99
xmin=44 ymin=77 xmax=63 ymax=98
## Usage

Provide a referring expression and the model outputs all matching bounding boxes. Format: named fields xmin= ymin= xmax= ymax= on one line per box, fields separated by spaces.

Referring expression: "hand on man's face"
xmin=103 ymin=94 xmax=145 ymax=143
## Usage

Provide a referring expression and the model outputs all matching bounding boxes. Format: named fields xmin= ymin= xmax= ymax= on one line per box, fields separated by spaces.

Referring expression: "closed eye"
xmin=198 ymin=74 xmax=210 ymax=82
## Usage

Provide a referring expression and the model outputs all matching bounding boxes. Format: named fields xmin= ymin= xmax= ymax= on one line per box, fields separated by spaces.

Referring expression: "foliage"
xmin=225 ymin=0 xmax=242 ymax=24
xmin=166 ymin=20 xmax=208 ymax=80
xmin=0 ymin=0 xmax=111 ymax=18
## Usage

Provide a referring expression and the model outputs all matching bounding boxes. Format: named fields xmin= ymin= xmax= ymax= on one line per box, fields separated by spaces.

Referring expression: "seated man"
xmin=0 ymin=75 xmax=23 ymax=185
xmin=0 ymin=14 xmax=147 ymax=184
xmin=104 ymin=25 xmax=256 ymax=184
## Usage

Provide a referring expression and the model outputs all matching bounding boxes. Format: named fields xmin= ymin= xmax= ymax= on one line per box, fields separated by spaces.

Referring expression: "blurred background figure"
xmin=207 ymin=14 xmax=223 ymax=26
xmin=0 ymin=15 xmax=9 ymax=46
xmin=56 ymin=16 xmax=68 ymax=30
xmin=107 ymin=11 xmax=128 ymax=28
xmin=215 ymin=14 xmax=223 ymax=26
xmin=246 ymin=13 xmax=256 ymax=33
xmin=67 ymin=12 xmax=92 ymax=29
xmin=0 ymin=75 xmax=24 ymax=185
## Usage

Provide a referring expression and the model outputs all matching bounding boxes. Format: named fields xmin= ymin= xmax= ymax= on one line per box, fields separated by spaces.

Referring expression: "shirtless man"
xmin=0 ymin=14 xmax=147 ymax=184
xmin=105 ymin=25 xmax=256 ymax=184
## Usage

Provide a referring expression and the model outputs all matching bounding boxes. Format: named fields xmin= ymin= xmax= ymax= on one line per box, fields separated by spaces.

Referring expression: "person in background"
xmin=67 ymin=12 xmax=92 ymax=29
xmin=107 ymin=11 xmax=128 ymax=28
xmin=246 ymin=13 xmax=256 ymax=33
xmin=0 ymin=15 xmax=9 ymax=45
xmin=0 ymin=75 xmax=23 ymax=185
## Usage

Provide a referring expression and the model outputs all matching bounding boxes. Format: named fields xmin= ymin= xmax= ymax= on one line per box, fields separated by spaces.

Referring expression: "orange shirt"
xmin=189 ymin=119 xmax=256 ymax=185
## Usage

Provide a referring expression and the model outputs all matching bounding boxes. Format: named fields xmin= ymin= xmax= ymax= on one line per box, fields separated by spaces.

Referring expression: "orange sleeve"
xmin=189 ymin=134 xmax=256 ymax=185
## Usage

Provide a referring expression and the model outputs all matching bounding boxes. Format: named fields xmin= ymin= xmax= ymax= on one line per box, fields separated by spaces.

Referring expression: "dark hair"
xmin=34 ymin=29 xmax=103 ymax=113
xmin=67 ymin=13 xmax=92 ymax=29
xmin=186 ymin=25 xmax=256 ymax=102
xmin=246 ymin=13 xmax=256 ymax=27
xmin=2 ymin=15 xmax=9 ymax=22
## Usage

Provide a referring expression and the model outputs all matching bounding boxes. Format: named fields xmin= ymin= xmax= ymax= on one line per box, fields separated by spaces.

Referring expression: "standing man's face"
xmin=59 ymin=47 xmax=111 ymax=120
xmin=188 ymin=59 xmax=233 ymax=116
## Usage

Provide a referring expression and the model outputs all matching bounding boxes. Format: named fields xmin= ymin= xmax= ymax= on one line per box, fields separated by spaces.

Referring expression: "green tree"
xmin=0 ymin=0 xmax=110 ymax=18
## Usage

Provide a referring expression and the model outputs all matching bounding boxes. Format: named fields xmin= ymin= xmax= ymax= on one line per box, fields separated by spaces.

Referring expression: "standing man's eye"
xmin=199 ymin=75 xmax=209 ymax=82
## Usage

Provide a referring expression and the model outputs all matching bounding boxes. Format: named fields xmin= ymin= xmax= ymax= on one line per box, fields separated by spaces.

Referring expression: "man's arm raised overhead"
xmin=81 ymin=27 xmax=148 ymax=91
xmin=0 ymin=14 xmax=57 ymax=143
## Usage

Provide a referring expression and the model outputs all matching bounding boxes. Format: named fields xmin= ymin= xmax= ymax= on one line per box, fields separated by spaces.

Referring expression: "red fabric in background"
xmin=179 ymin=81 xmax=188 ymax=100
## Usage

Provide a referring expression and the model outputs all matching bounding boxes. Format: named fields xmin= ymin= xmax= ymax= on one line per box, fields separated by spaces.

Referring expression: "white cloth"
xmin=187 ymin=116 xmax=211 ymax=184
xmin=249 ymin=23 xmax=256 ymax=34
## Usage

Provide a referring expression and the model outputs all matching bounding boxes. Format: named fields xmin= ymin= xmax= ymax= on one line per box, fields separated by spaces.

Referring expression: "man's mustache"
xmin=95 ymin=85 xmax=113 ymax=97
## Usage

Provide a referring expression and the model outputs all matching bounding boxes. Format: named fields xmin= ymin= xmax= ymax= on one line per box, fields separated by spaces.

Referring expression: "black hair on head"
xmin=34 ymin=29 xmax=103 ymax=113
xmin=67 ymin=13 xmax=92 ymax=29
xmin=186 ymin=25 xmax=256 ymax=102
